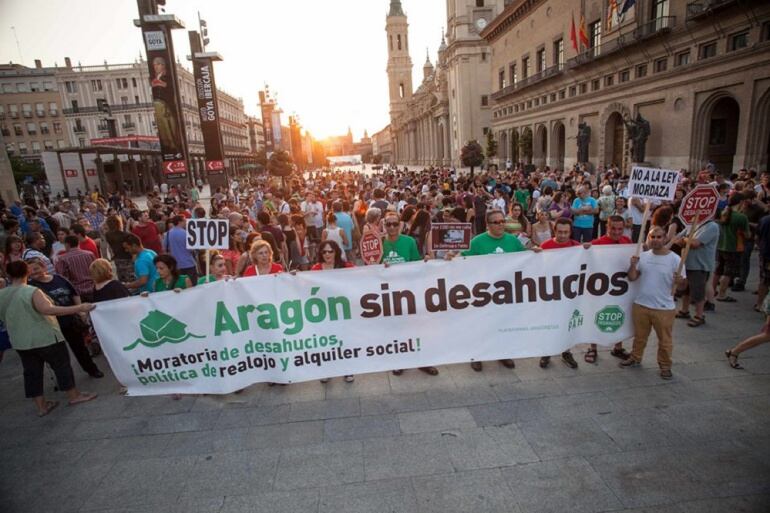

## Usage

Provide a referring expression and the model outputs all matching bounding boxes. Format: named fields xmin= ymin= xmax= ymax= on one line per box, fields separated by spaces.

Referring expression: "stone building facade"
xmin=0 ymin=61 xmax=69 ymax=160
xmin=387 ymin=0 xmax=506 ymax=167
xmin=483 ymin=0 xmax=770 ymax=175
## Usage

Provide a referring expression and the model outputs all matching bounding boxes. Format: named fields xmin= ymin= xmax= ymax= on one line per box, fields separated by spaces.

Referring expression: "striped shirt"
xmin=55 ymin=248 xmax=95 ymax=296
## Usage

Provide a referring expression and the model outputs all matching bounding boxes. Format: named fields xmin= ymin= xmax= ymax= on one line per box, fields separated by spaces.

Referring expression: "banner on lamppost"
xmin=141 ymin=26 xmax=189 ymax=179
xmin=189 ymin=31 xmax=228 ymax=189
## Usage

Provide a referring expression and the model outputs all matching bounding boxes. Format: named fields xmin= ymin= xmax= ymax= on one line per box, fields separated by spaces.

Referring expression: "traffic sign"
xmin=206 ymin=160 xmax=224 ymax=171
xmin=164 ymin=160 xmax=188 ymax=175
xmin=678 ymin=185 xmax=719 ymax=226
xmin=186 ymin=218 xmax=229 ymax=250
xmin=360 ymin=232 xmax=383 ymax=265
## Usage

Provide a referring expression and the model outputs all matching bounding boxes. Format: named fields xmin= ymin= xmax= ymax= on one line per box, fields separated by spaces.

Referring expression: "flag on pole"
xmin=619 ymin=0 xmax=636 ymax=17
xmin=579 ymin=14 xmax=590 ymax=49
xmin=570 ymin=12 xmax=579 ymax=52
xmin=607 ymin=0 xmax=620 ymax=31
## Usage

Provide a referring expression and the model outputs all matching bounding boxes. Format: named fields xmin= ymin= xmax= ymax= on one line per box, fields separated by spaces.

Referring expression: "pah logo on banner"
xmin=123 ymin=310 xmax=204 ymax=351
xmin=568 ymin=310 xmax=584 ymax=331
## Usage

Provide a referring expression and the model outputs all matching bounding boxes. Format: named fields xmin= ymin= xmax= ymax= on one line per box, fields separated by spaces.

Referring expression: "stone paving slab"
xmin=1 ymin=279 xmax=770 ymax=512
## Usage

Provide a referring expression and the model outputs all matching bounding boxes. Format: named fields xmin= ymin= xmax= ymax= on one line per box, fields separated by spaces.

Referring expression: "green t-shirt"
xmin=718 ymin=211 xmax=749 ymax=252
xmin=514 ymin=189 xmax=531 ymax=208
xmin=462 ymin=232 xmax=526 ymax=256
xmin=154 ymin=274 xmax=190 ymax=292
xmin=197 ymin=275 xmax=217 ymax=285
xmin=381 ymin=235 xmax=421 ymax=264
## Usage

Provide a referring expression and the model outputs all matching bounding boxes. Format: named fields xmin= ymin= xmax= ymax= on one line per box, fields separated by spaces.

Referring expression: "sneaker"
xmin=470 ymin=361 xmax=483 ymax=372
xmin=392 ymin=369 xmax=404 ymax=376
xmin=660 ymin=369 xmax=673 ymax=380
xmin=320 ymin=378 xmax=330 ymax=383
xmin=704 ymin=301 xmax=716 ymax=312
xmin=539 ymin=356 xmax=550 ymax=368
xmin=561 ymin=352 xmax=578 ymax=369
xmin=619 ymin=359 xmax=640 ymax=368
xmin=344 ymin=375 xmax=354 ymax=383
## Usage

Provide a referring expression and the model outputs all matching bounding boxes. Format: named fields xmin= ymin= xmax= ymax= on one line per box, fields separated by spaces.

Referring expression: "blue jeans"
xmin=573 ymin=226 xmax=594 ymax=243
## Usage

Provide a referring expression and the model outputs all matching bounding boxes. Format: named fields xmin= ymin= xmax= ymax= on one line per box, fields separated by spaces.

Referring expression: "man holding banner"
xmin=455 ymin=208 xmax=541 ymax=371
xmin=621 ymin=226 xmax=686 ymax=380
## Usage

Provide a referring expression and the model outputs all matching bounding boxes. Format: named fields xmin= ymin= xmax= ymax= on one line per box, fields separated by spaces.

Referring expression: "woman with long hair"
xmin=235 ymin=232 xmax=262 ymax=276
xmin=408 ymin=209 xmax=432 ymax=257
xmin=290 ymin=215 xmax=310 ymax=271
xmin=312 ymin=240 xmax=354 ymax=383
xmin=152 ymin=254 xmax=192 ymax=292
xmin=505 ymin=202 xmax=531 ymax=239
xmin=103 ymin=214 xmax=134 ymax=282
xmin=4 ymin=234 xmax=24 ymax=266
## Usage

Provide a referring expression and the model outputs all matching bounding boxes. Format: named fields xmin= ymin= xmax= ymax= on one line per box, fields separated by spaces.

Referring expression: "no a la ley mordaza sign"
xmin=90 ymin=246 xmax=639 ymax=396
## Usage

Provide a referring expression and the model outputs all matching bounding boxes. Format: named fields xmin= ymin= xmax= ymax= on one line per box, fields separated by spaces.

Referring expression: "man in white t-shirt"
xmin=301 ymin=191 xmax=324 ymax=242
xmin=621 ymin=226 xmax=686 ymax=379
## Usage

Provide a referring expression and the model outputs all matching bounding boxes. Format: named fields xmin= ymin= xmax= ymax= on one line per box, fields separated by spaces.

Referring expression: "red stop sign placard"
xmin=359 ymin=232 xmax=383 ymax=265
xmin=678 ymin=185 xmax=719 ymax=226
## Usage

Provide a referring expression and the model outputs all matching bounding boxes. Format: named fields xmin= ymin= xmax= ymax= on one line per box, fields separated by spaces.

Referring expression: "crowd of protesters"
xmin=0 ymin=161 xmax=768 ymax=415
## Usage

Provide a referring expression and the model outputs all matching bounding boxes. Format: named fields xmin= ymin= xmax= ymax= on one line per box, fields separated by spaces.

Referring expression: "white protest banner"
xmin=628 ymin=166 xmax=680 ymax=202
xmin=90 ymin=246 xmax=638 ymax=396
xmin=186 ymin=218 xmax=229 ymax=250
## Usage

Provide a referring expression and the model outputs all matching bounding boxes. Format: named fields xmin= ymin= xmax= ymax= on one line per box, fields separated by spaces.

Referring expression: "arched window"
xmin=399 ymin=83 xmax=405 ymax=99
xmin=397 ymin=35 xmax=402 ymax=50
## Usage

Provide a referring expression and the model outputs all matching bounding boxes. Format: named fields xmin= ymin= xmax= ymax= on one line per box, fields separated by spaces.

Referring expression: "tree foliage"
xmin=267 ymin=150 xmax=293 ymax=178
xmin=460 ymin=140 xmax=484 ymax=177
xmin=485 ymin=131 xmax=498 ymax=159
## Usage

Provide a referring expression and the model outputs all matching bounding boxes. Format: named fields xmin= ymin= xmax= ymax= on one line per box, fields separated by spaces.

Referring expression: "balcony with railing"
xmin=9 ymin=112 xmax=18 ymax=119
xmin=567 ymin=16 xmax=676 ymax=70
xmin=62 ymin=102 xmax=153 ymax=115
xmin=686 ymin=0 xmax=738 ymax=20
xmin=22 ymin=111 xmax=32 ymax=118
xmin=73 ymin=125 xmax=86 ymax=134
xmin=122 ymin=122 xmax=136 ymax=129
xmin=491 ymin=63 xmax=565 ymax=101
xmin=49 ymin=109 xmax=58 ymax=116
xmin=97 ymin=123 xmax=110 ymax=132
xmin=36 ymin=110 xmax=46 ymax=117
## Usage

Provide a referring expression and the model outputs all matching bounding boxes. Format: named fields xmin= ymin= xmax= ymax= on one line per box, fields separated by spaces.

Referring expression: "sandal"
xmin=38 ymin=400 xmax=59 ymax=417
xmin=584 ymin=348 xmax=597 ymax=364
xmin=725 ymin=350 xmax=744 ymax=369
xmin=716 ymin=296 xmax=737 ymax=303
xmin=610 ymin=347 xmax=630 ymax=360
xmin=687 ymin=316 xmax=706 ymax=327
xmin=675 ymin=310 xmax=692 ymax=319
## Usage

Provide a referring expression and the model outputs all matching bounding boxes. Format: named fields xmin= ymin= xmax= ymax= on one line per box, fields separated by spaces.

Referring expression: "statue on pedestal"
xmin=576 ymin=122 xmax=591 ymax=163
xmin=624 ymin=113 xmax=651 ymax=163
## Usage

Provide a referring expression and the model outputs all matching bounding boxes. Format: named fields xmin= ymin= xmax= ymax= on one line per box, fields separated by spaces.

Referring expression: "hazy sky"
xmin=0 ymin=0 xmax=447 ymax=140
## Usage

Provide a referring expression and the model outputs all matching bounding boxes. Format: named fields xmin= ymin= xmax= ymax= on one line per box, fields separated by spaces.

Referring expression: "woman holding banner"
xmin=312 ymin=240 xmax=355 ymax=384
xmin=152 ymin=255 xmax=192 ymax=292
xmin=243 ymin=240 xmax=284 ymax=277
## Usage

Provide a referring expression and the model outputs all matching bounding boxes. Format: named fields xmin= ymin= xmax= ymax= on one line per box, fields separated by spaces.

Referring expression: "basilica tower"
xmin=386 ymin=0 xmax=413 ymax=122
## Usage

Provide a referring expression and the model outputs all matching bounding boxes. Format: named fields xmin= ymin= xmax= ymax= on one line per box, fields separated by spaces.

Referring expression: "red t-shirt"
xmin=540 ymin=238 xmax=581 ymax=250
xmin=243 ymin=262 xmax=284 ymax=276
xmin=592 ymin=235 xmax=632 ymax=245
xmin=79 ymin=236 xmax=100 ymax=258
xmin=310 ymin=262 xmax=355 ymax=271
xmin=132 ymin=223 xmax=163 ymax=254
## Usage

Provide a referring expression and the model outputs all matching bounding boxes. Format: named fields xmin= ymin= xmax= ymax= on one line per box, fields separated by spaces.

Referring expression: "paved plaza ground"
xmin=1 ymin=280 xmax=769 ymax=513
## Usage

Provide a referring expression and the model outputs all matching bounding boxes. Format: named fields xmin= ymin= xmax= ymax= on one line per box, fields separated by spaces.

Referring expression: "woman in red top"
xmin=311 ymin=240 xmax=354 ymax=383
xmin=242 ymin=240 xmax=284 ymax=277
xmin=131 ymin=211 xmax=162 ymax=254
xmin=311 ymin=240 xmax=354 ymax=271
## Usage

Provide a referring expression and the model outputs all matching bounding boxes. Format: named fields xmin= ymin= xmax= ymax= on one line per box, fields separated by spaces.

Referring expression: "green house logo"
xmin=123 ymin=310 xmax=204 ymax=351
xmin=568 ymin=309 xmax=584 ymax=331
